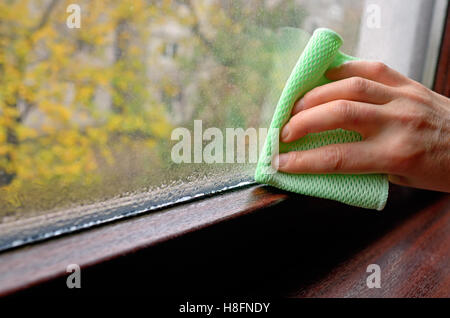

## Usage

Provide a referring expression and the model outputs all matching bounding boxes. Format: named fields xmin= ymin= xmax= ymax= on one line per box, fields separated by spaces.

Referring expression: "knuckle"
xmin=290 ymin=151 xmax=305 ymax=169
xmin=370 ymin=61 xmax=389 ymax=76
xmin=333 ymin=100 xmax=355 ymax=121
xmin=348 ymin=77 xmax=368 ymax=95
xmin=322 ymin=146 xmax=344 ymax=171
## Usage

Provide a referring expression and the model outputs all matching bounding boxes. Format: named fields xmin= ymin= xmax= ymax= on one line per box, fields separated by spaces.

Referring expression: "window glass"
xmin=1 ymin=0 xmax=438 ymax=250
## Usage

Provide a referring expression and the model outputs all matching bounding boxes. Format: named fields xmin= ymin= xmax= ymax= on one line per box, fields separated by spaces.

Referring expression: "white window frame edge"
xmin=422 ymin=0 xmax=448 ymax=88
xmin=357 ymin=0 xmax=448 ymax=88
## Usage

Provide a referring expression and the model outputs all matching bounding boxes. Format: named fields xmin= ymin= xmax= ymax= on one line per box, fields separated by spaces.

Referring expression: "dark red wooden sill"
xmin=290 ymin=194 xmax=450 ymax=297
xmin=0 ymin=185 xmax=288 ymax=296
xmin=2 ymin=184 xmax=448 ymax=298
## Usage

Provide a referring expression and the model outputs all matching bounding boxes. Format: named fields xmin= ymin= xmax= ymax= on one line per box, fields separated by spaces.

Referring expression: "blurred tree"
xmin=0 ymin=0 xmax=172 ymax=213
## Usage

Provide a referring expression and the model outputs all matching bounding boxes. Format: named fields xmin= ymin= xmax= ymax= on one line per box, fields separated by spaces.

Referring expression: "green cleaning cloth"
xmin=255 ymin=28 xmax=388 ymax=210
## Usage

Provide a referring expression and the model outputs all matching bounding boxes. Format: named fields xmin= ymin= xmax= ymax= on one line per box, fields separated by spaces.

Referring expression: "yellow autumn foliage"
xmin=0 ymin=0 xmax=175 ymax=214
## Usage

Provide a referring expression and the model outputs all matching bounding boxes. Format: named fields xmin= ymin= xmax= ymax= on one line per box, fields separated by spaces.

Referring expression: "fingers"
xmin=292 ymin=77 xmax=396 ymax=115
xmin=282 ymin=100 xmax=382 ymax=143
xmin=274 ymin=61 xmax=407 ymax=175
xmin=273 ymin=142 xmax=385 ymax=174
xmin=325 ymin=60 xmax=410 ymax=87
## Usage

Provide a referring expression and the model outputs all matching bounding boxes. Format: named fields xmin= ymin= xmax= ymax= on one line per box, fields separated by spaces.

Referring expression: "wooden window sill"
xmin=0 ymin=184 xmax=288 ymax=296
xmin=1 ymin=184 xmax=449 ymax=298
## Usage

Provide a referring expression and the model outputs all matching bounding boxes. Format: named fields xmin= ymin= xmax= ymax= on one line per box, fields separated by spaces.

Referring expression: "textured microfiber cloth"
xmin=255 ymin=28 xmax=389 ymax=210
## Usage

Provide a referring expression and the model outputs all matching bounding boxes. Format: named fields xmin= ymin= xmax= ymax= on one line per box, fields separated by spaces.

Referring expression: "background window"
xmin=0 ymin=0 xmax=446 ymax=250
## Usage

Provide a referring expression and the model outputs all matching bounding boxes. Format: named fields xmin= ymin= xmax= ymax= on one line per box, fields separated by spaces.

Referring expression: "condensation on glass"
xmin=0 ymin=0 xmax=364 ymax=250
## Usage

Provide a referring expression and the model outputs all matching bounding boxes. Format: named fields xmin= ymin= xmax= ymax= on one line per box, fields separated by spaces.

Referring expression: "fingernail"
xmin=292 ymin=98 xmax=305 ymax=114
xmin=272 ymin=153 xmax=289 ymax=169
xmin=281 ymin=123 xmax=290 ymax=141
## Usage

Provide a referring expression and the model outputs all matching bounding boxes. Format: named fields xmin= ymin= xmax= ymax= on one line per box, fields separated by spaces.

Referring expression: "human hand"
xmin=274 ymin=61 xmax=450 ymax=193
